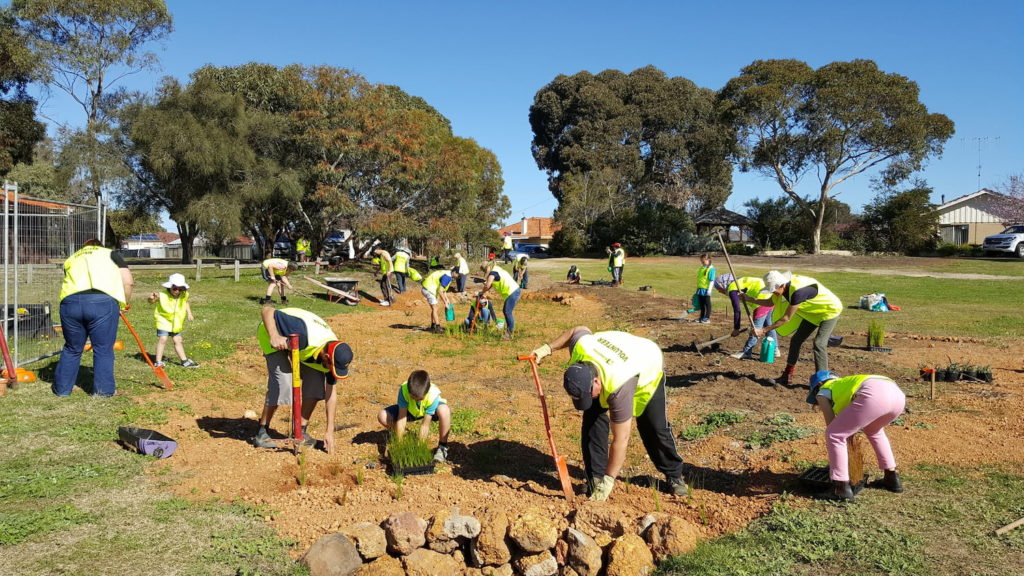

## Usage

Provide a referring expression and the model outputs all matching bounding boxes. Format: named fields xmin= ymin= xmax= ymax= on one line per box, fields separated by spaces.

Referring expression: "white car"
xmin=982 ymin=225 xmax=1024 ymax=257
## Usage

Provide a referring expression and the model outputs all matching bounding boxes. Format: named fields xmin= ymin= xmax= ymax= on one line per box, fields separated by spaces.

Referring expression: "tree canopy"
xmin=530 ymin=66 xmax=733 ymax=254
xmin=0 ymin=7 xmax=45 ymax=177
xmin=861 ymin=180 xmax=939 ymax=254
xmin=718 ymin=58 xmax=955 ymax=253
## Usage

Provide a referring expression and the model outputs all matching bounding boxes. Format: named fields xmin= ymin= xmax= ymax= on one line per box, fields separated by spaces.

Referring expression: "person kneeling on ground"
xmin=808 ymin=370 xmax=906 ymax=502
xmin=252 ymin=305 xmax=353 ymax=453
xmin=529 ymin=326 xmax=688 ymax=501
xmin=377 ymin=369 xmax=452 ymax=463
xmin=566 ymin=265 xmax=581 ymax=284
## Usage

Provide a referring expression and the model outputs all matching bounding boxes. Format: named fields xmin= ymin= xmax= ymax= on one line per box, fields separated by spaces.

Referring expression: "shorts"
xmin=264 ymin=352 xmax=329 ymax=406
xmin=261 ymin=267 xmax=273 ymax=282
xmin=156 ymin=330 xmax=180 ymax=337
xmin=421 ymin=287 xmax=438 ymax=306
xmin=384 ymin=404 xmax=424 ymax=423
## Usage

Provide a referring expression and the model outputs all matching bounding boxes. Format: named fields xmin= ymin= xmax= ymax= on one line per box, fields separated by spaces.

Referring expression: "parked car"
xmin=272 ymin=235 xmax=294 ymax=259
xmin=982 ymin=225 xmax=1024 ymax=257
xmin=509 ymin=243 xmax=550 ymax=259
xmin=321 ymin=231 xmax=351 ymax=265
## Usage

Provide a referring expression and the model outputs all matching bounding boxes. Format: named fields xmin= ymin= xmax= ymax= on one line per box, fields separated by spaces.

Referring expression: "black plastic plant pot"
xmin=868 ymin=346 xmax=892 ymax=353
xmin=944 ymin=372 xmax=958 ymax=382
xmin=797 ymin=466 xmax=866 ymax=494
xmin=118 ymin=426 xmax=177 ymax=459
xmin=389 ymin=463 xmax=436 ymax=476
xmin=982 ymin=373 xmax=994 ymax=383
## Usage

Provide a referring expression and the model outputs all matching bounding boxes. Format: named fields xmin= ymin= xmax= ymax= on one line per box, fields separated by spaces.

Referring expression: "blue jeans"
xmin=394 ymin=272 xmax=407 ymax=294
xmin=612 ymin=266 xmax=623 ymax=284
xmin=503 ymin=289 xmax=522 ymax=334
xmin=54 ymin=292 xmax=121 ymax=396
xmin=743 ymin=313 xmax=778 ymax=354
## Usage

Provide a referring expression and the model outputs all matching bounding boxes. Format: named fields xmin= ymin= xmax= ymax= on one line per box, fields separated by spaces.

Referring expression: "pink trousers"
xmin=826 ymin=378 xmax=906 ymax=481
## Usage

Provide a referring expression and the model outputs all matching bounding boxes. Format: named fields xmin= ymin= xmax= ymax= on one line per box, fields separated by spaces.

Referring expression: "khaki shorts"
xmin=421 ymin=287 xmax=438 ymax=306
xmin=264 ymin=352 xmax=328 ymax=406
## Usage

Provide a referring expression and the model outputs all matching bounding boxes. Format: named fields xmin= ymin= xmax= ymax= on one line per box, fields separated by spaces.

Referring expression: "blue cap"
xmin=806 ymin=370 xmax=837 ymax=404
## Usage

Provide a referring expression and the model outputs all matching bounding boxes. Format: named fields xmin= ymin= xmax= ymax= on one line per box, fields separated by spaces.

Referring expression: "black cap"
xmin=325 ymin=342 xmax=353 ymax=379
xmin=563 ymin=362 xmax=597 ymax=410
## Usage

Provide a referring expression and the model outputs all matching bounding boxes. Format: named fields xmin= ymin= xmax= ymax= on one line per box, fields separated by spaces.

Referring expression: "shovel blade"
xmin=555 ymin=455 xmax=574 ymax=500
xmin=154 ymin=366 xmax=174 ymax=390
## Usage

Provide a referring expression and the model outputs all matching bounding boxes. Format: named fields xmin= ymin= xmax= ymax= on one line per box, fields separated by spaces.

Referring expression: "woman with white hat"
xmin=147 ymin=273 xmax=198 ymax=368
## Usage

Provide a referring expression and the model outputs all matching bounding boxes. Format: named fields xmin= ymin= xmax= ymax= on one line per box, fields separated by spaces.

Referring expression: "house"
xmin=934 ymin=189 xmax=1019 ymax=245
xmin=122 ymin=232 xmax=180 ymax=258
xmin=694 ymin=207 xmax=755 ymax=243
xmin=496 ymin=217 xmax=561 ymax=247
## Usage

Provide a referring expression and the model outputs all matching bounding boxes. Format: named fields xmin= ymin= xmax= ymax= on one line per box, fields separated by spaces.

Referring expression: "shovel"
xmin=518 ymin=354 xmax=575 ymax=500
xmin=120 ymin=310 xmax=174 ymax=389
xmin=692 ymin=327 xmax=748 ymax=352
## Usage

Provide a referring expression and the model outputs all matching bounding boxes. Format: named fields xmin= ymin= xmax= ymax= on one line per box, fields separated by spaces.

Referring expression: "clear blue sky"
xmin=28 ymin=0 xmax=1024 ymax=225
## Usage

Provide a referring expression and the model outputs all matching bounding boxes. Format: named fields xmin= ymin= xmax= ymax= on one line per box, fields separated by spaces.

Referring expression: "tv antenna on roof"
xmin=963 ymin=136 xmax=1000 ymax=191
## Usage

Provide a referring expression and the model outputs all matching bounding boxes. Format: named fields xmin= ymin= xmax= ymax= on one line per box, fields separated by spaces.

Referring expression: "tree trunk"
xmin=176 ymin=221 xmax=196 ymax=264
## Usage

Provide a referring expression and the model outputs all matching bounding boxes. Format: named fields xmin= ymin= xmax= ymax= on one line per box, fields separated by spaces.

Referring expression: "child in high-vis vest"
xmin=147 ymin=273 xmax=198 ymax=368
xmin=376 ymin=369 xmax=451 ymax=463
xmin=694 ymin=253 xmax=716 ymax=323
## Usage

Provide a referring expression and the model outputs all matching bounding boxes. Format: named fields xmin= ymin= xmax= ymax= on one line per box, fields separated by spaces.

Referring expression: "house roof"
xmin=497 ymin=217 xmax=561 ymax=238
xmin=694 ymin=207 xmax=755 ymax=226
xmin=935 ymin=189 xmax=1001 ymax=210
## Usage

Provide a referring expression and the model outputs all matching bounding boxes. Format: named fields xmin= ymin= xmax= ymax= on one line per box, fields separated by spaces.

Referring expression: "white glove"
xmin=589 ymin=475 xmax=615 ymax=501
xmin=531 ymin=344 xmax=552 ymax=363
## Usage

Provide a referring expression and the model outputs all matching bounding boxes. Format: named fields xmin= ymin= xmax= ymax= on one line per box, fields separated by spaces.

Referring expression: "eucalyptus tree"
xmin=0 ymin=7 xmax=45 ymax=177
xmin=718 ymin=59 xmax=955 ymax=253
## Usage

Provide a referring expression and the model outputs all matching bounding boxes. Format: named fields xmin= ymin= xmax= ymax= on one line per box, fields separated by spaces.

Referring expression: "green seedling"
xmin=386 ymin=432 xmax=434 ymax=471
xmin=391 ymin=473 xmax=405 ymax=500
xmin=296 ymin=451 xmax=307 ymax=486
xmin=868 ymin=320 xmax=885 ymax=347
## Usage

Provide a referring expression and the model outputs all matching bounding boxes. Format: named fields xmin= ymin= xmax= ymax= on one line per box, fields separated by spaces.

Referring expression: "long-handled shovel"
xmin=288 ymin=333 xmax=304 ymax=455
xmin=692 ymin=327 xmax=748 ymax=352
xmin=120 ymin=310 xmax=174 ymax=389
xmin=0 ymin=321 xmax=15 ymax=395
xmin=716 ymin=231 xmax=756 ymax=330
xmin=518 ymin=354 xmax=574 ymax=500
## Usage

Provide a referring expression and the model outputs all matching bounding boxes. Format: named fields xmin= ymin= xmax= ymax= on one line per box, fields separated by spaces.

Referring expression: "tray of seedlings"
xmin=386 ymin=432 xmax=436 ymax=476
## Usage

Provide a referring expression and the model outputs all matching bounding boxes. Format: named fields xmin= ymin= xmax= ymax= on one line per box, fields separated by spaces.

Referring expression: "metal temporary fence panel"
xmin=2 ymin=181 xmax=102 ymax=367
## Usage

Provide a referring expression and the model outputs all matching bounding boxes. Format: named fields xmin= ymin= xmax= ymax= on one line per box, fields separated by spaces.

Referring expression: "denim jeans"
xmin=743 ymin=313 xmax=778 ymax=354
xmin=503 ymin=289 xmax=522 ymax=333
xmin=394 ymin=272 xmax=406 ymax=294
xmin=53 ymin=292 xmax=121 ymax=396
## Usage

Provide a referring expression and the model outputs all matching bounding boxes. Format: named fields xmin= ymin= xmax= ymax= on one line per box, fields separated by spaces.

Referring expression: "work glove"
xmin=531 ymin=344 xmax=552 ymax=363
xmin=589 ymin=475 xmax=615 ymax=501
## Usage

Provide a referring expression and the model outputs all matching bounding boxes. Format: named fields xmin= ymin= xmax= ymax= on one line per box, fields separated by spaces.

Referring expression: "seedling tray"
xmin=798 ymin=466 xmax=866 ymax=493
xmin=868 ymin=346 xmax=892 ymax=353
xmin=389 ymin=463 xmax=436 ymax=476
xmin=118 ymin=426 xmax=177 ymax=459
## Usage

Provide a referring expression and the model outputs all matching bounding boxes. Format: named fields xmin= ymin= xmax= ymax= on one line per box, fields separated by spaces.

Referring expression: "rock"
xmin=357 ymin=554 xmax=404 ymax=576
xmin=643 ymin=514 xmax=702 ymax=562
xmin=482 ymin=565 xmax=514 ymax=576
xmin=564 ymin=527 xmax=602 ymax=576
xmin=562 ymin=567 xmax=581 ymax=576
xmin=243 ymin=409 xmax=258 ymax=419
xmin=427 ymin=509 xmax=458 ymax=553
xmin=512 ymin=550 xmax=558 ymax=576
xmin=570 ymin=505 xmax=628 ymax=541
xmin=471 ymin=508 xmax=511 ymax=566
xmin=403 ymin=548 xmax=463 ymax=576
xmin=508 ymin=508 xmax=558 ymax=553
xmin=605 ymin=533 xmax=654 ymax=576
xmin=341 ymin=522 xmax=388 ymax=560
xmin=301 ymin=533 xmax=363 ymax=576
xmin=444 ymin=510 xmax=482 ymax=539
xmin=384 ymin=511 xmax=428 ymax=556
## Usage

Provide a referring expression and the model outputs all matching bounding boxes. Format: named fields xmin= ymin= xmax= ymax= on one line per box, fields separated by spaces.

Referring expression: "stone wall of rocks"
xmin=300 ymin=505 xmax=703 ymax=576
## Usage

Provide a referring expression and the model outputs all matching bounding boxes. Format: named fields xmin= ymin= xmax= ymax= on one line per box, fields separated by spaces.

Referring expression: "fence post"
xmin=195 ymin=258 xmax=202 ymax=282
xmin=234 ymin=260 xmax=240 ymax=282
xmin=315 ymin=260 xmax=321 ymax=275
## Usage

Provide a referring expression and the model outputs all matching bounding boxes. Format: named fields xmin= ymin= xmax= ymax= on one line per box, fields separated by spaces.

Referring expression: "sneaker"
xmin=259 ymin=297 xmax=272 ymax=305
xmin=432 ymin=324 xmax=446 ymax=334
xmin=729 ymin=351 xmax=746 ymax=360
xmin=380 ymin=300 xmax=391 ymax=307
xmin=299 ymin=434 xmax=318 ymax=447
xmin=668 ymin=476 xmax=689 ymax=496
xmin=153 ymin=361 xmax=165 ymax=368
xmin=280 ymin=297 xmax=289 ymax=304
xmin=181 ymin=359 xmax=200 ymax=368
xmin=433 ymin=444 xmax=449 ymax=463
xmin=699 ymin=318 xmax=710 ymax=324
xmin=252 ymin=431 xmax=278 ymax=449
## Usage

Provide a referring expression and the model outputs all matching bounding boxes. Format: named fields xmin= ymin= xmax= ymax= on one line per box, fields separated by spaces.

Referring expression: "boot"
xmin=280 ymin=296 xmax=289 ymax=304
xmin=868 ymin=469 xmax=903 ymax=493
xmin=815 ymin=480 xmax=854 ymax=502
xmin=259 ymin=296 xmax=272 ymax=305
xmin=776 ymin=364 xmax=796 ymax=386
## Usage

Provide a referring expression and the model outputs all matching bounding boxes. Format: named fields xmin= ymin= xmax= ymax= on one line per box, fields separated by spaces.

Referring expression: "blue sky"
xmin=27 ymin=0 xmax=1024 ymax=225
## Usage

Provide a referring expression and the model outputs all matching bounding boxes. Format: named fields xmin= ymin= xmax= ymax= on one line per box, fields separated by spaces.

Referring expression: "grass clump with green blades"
xmin=386 ymin=431 xmax=434 ymax=472
xmin=680 ymin=411 xmax=747 ymax=441
xmin=744 ymin=413 xmax=815 ymax=449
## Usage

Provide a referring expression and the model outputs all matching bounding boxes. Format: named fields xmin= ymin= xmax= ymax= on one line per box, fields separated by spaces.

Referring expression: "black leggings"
xmin=699 ymin=294 xmax=712 ymax=319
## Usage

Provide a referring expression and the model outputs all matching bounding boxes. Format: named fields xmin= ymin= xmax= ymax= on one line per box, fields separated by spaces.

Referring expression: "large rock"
xmin=471 ymin=508 xmax=511 ymax=566
xmin=384 ymin=511 xmax=428 ymax=556
xmin=444 ymin=510 xmax=482 ymax=539
xmin=482 ymin=565 xmax=513 ymax=576
xmin=642 ymin=514 xmax=702 ymax=562
xmin=605 ymin=533 xmax=654 ymax=576
xmin=512 ymin=550 xmax=558 ymax=576
xmin=426 ymin=508 xmax=459 ymax=554
xmin=341 ymin=522 xmax=388 ymax=560
xmin=357 ymin=554 xmax=404 ymax=576
xmin=301 ymin=533 xmax=363 ymax=576
xmin=403 ymin=548 xmax=463 ymax=576
xmin=564 ymin=527 xmax=602 ymax=576
xmin=508 ymin=508 xmax=558 ymax=553
xmin=570 ymin=505 xmax=628 ymax=542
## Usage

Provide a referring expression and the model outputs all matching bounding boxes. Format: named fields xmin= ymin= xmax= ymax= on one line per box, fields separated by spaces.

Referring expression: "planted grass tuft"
xmin=386 ymin=432 xmax=434 ymax=472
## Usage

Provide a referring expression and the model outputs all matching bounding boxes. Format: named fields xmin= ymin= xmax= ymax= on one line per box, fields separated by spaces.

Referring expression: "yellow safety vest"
xmin=502 ymin=236 xmax=513 ymax=250
xmin=570 ymin=331 xmax=663 ymax=417
xmin=60 ymin=246 xmax=127 ymax=304
xmin=262 ymin=258 xmax=289 ymax=277
xmin=514 ymin=256 xmax=528 ymax=271
xmin=488 ymin=265 xmax=519 ymax=298
xmin=407 ymin=267 xmax=423 ymax=283
xmin=821 ymin=374 xmax=892 ymax=415
xmin=257 ymin=308 xmax=338 ymax=373
xmin=727 ymin=277 xmax=766 ymax=300
xmin=393 ymin=251 xmax=410 ymax=273
xmin=422 ymin=270 xmax=451 ymax=295
xmin=400 ymin=382 xmax=445 ymax=419
xmin=611 ymin=249 xmax=625 ymax=267
xmin=697 ymin=266 xmax=714 ymax=290
xmin=296 ymin=238 xmax=311 ymax=253
xmin=377 ymin=252 xmax=393 ymax=274
xmin=770 ymin=275 xmax=843 ymax=336
xmin=457 ymin=256 xmax=469 ymax=274
xmin=154 ymin=290 xmax=189 ymax=333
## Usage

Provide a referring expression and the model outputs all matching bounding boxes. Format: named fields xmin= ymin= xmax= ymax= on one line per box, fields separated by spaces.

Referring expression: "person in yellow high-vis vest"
xmin=295 ymin=236 xmax=311 ymax=262
xmin=252 ymin=306 xmax=353 ymax=453
xmin=376 ymin=369 xmax=452 ymax=463
xmin=749 ymin=271 xmax=843 ymax=387
xmin=606 ymin=243 xmax=625 ymax=286
xmin=53 ymin=239 xmax=134 ymax=397
xmin=372 ymin=248 xmax=395 ymax=306
xmin=420 ymin=268 xmax=455 ymax=334
xmin=260 ymin=258 xmax=297 ymax=304
xmin=530 ymin=326 xmax=687 ymax=501
xmin=501 ymin=233 xmax=514 ymax=264
xmin=146 ymin=273 xmax=198 ymax=368
xmin=392 ymin=247 xmax=412 ymax=294
xmin=478 ymin=263 xmax=520 ymax=339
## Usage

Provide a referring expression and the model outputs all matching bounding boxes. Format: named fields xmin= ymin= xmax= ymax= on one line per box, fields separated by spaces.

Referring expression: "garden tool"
xmin=289 ymin=333 xmax=304 ymax=455
xmin=120 ymin=310 xmax=174 ymax=389
xmin=467 ymin=295 xmax=483 ymax=334
xmin=692 ymin=328 xmax=748 ymax=351
xmin=716 ymin=231 xmax=756 ymax=330
xmin=518 ymin=354 xmax=574 ymax=500
xmin=0 ymin=320 xmax=14 ymax=394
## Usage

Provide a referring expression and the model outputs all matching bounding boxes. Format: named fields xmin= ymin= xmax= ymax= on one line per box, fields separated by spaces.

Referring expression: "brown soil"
xmin=150 ymin=260 xmax=1024 ymax=555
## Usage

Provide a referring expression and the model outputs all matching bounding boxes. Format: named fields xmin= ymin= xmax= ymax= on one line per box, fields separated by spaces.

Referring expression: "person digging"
xmin=530 ymin=326 xmax=688 ymax=501
xmin=252 ymin=305 xmax=353 ymax=453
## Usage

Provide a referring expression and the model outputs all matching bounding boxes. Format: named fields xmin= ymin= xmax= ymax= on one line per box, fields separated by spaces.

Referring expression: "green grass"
xmin=450 ymin=408 xmax=481 ymax=435
xmin=386 ymin=431 xmax=434 ymax=471
xmin=679 ymin=410 xmax=747 ymax=441
xmin=743 ymin=413 xmax=815 ymax=449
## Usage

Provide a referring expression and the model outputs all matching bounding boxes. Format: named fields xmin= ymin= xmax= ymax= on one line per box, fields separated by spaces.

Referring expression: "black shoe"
xmin=867 ymin=470 xmax=903 ymax=493
xmin=280 ymin=297 xmax=289 ymax=304
xmin=259 ymin=297 xmax=272 ymax=305
xmin=815 ymin=480 xmax=854 ymax=502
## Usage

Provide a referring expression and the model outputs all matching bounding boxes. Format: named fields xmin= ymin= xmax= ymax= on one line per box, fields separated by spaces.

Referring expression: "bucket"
xmin=496 ymin=319 xmax=505 ymax=330
xmin=445 ymin=304 xmax=455 ymax=322
xmin=760 ymin=337 xmax=776 ymax=364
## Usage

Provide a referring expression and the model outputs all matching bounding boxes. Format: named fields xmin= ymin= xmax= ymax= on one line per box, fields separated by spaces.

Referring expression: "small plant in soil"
xmin=296 ymin=451 xmax=307 ymax=486
xmin=386 ymin=432 xmax=434 ymax=472
xmin=652 ymin=480 xmax=662 ymax=513
xmin=391 ymin=473 xmax=405 ymax=500
xmin=979 ymin=365 xmax=993 ymax=382
xmin=868 ymin=320 xmax=885 ymax=348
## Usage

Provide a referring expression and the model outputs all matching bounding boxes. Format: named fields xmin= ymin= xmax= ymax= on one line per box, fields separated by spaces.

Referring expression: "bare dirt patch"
xmin=148 ymin=268 xmax=1024 ymax=555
